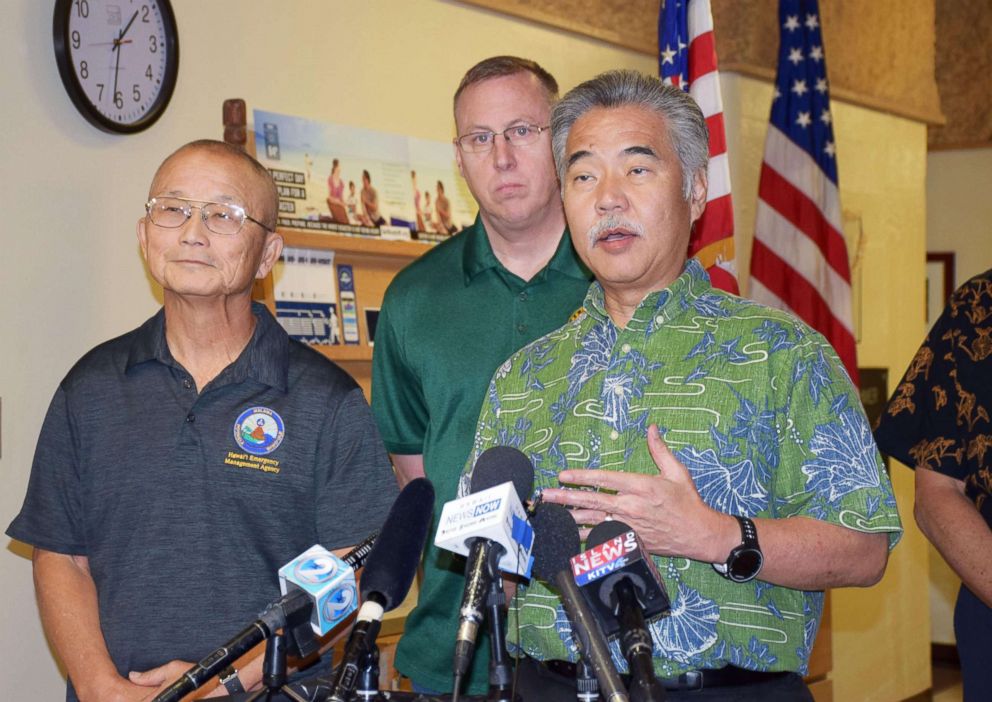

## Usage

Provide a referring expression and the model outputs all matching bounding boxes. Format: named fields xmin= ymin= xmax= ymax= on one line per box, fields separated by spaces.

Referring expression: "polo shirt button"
xmin=519 ymin=291 xmax=528 ymax=301
xmin=655 ymin=315 xmax=664 ymax=325
xmin=610 ymin=430 xmax=619 ymax=440
xmin=621 ymin=343 xmax=631 ymax=354
xmin=517 ymin=323 xmax=526 ymax=333
xmin=186 ymin=414 xmax=195 ymax=423
xmin=183 ymin=378 xmax=193 ymax=389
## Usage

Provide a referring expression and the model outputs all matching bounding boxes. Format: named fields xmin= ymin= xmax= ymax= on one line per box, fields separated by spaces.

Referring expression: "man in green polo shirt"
xmin=371 ymin=56 xmax=591 ymax=694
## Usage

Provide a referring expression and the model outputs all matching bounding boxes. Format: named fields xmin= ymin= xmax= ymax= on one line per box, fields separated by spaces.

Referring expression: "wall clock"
xmin=53 ymin=0 xmax=179 ymax=134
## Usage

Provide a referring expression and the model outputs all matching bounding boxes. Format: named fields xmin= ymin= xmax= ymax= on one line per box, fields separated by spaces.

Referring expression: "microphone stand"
xmin=576 ymin=659 xmax=601 ymax=702
xmin=485 ymin=567 xmax=514 ymax=702
xmin=244 ymin=632 xmax=309 ymax=702
xmin=356 ymin=645 xmax=381 ymax=700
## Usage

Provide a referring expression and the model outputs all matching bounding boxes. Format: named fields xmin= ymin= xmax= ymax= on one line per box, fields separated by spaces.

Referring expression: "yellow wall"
xmin=723 ymin=73 xmax=932 ymax=700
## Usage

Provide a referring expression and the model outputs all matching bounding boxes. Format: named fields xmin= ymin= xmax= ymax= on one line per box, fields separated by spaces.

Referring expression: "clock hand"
xmin=117 ymin=10 xmax=140 ymax=45
xmin=111 ymin=10 xmax=139 ymax=102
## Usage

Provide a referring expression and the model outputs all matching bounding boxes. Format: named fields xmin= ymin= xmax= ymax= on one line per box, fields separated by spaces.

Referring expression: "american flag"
xmin=749 ymin=0 xmax=859 ymax=384
xmin=659 ymin=0 xmax=739 ymax=295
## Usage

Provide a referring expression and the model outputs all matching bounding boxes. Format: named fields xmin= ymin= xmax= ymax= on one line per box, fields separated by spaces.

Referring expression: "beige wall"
xmin=1 ymin=2 xmax=932 ymax=699
xmin=724 ymin=72 xmax=932 ymax=700
xmin=923 ymin=147 xmax=992 ymax=644
xmin=928 ymin=149 xmax=992 ymax=288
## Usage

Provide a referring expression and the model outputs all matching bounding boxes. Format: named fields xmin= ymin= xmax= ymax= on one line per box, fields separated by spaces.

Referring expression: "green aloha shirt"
xmin=461 ymin=258 xmax=902 ymax=676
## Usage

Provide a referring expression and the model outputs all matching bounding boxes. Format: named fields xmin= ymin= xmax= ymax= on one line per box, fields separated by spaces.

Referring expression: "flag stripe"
xmin=686 ymin=0 xmax=714 ymax=34
xmin=706 ymin=112 xmax=727 ymax=156
xmin=693 ymin=195 xmax=734 ymax=248
xmin=757 ymin=164 xmax=850 ymax=279
xmin=688 ymin=31 xmax=718 ymax=82
xmin=762 ymin=125 xmax=842 ymax=231
xmin=689 ymin=71 xmax=723 ymax=118
xmin=749 ymin=243 xmax=857 ymax=374
xmin=753 ymin=199 xmax=853 ymax=329
xmin=706 ymin=152 xmax=731 ymax=201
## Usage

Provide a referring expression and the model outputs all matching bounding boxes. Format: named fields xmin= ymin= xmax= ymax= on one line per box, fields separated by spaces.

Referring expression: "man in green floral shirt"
xmin=462 ymin=71 xmax=902 ymax=700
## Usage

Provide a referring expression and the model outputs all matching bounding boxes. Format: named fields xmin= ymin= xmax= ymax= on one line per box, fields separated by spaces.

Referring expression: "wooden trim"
xmin=721 ymin=64 xmax=946 ymax=126
xmin=932 ymin=642 xmax=960 ymax=667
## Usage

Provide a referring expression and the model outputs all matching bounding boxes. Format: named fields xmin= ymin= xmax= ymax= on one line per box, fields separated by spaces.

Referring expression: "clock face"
xmin=54 ymin=0 xmax=179 ymax=134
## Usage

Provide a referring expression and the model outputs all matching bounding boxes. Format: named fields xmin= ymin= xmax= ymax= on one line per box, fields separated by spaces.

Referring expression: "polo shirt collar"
xmin=125 ymin=302 xmax=289 ymax=392
xmin=584 ymin=258 xmax=710 ymax=334
xmin=462 ymin=213 xmax=590 ymax=285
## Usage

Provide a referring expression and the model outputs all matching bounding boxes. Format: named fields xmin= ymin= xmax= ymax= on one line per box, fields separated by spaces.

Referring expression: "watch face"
xmin=54 ymin=0 xmax=179 ymax=133
xmin=728 ymin=547 xmax=763 ymax=583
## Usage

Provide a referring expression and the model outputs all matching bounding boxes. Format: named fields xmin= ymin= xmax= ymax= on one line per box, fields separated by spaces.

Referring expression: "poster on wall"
xmin=253 ymin=109 xmax=476 ymax=241
xmin=273 ymin=247 xmax=341 ymax=345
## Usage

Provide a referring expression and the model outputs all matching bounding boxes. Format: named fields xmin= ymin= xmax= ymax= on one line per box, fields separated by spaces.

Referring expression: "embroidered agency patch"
xmin=234 ymin=406 xmax=285 ymax=456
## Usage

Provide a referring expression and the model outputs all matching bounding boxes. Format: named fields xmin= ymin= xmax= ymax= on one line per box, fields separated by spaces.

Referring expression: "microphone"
xmin=440 ymin=447 xmax=536 ymax=685
xmin=531 ymin=503 xmax=629 ymax=702
xmin=435 ymin=446 xmax=536 ymax=577
xmin=328 ymin=477 xmax=435 ymax=702
xmin=576 ymin=521 xmax=670 ymax=635
xmin=152 ymin=533 xmax=381 ymax=702
xmin=582 ymin=520 xmax=669 ymax=702
xmin=276 ymin=529 xmax=379 ymax=638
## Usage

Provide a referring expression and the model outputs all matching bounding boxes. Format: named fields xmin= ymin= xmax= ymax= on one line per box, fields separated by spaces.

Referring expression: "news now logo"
xmin=472 ymin=498 xmax=501 ymax=517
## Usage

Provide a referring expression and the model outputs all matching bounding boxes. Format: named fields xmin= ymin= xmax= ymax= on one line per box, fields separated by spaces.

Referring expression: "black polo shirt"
xmin=8 ymin=303 xmax=398 ymax=698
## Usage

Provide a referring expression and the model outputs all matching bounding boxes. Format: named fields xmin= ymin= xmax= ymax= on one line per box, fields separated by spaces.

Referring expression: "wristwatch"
xmin=218 ymin=666 xmax=245 ymax=694
xmin=712 ymin=515 xmax=763 ymax=583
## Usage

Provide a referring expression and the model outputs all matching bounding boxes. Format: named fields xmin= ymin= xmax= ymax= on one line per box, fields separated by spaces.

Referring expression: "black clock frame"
xmin=53 ymin=0 xmax=180 ymax=134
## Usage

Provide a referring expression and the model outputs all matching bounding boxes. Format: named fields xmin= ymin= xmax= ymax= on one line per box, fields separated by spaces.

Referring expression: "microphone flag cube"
xmin=570 ymin=528 xmax=669 ymax=634
xmin=279 ymin=545 xmax=358 ymax=635
xmin=434 ymin=481 xmax=534 ymax=578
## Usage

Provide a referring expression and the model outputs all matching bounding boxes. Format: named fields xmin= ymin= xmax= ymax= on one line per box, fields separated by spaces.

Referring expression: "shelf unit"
xmin=254 ymin=227 xmax=434 ymax=398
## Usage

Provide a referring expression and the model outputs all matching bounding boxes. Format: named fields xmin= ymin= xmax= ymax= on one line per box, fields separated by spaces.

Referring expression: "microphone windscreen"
xmin=359 ymin=478 xmax=435 ymax=610
xmin=470 ymin=446 xmax=534 ymax=502
xmin=530 ymin=503 xmax=581 ymax=580
xmin=586 ymin=519 xmax=633 ymax=548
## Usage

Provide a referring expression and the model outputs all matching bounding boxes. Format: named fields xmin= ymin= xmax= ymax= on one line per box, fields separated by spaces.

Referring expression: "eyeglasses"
xmin=145 ymin=196 xmax=274 ymax=236
xmin=454 ymin=124 xmax=549 ymax=153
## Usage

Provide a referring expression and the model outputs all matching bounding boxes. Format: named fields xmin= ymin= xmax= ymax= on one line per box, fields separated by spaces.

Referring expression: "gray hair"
xmin=551 ymin=70 xmax=709 ymax=199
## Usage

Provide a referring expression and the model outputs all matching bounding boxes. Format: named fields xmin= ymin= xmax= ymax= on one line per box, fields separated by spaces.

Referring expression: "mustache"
xmin=585 ymin=215 xmax=645 ymax=247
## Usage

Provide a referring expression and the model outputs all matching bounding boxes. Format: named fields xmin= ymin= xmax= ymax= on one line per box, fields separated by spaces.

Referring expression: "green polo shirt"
xmin=371 ymin=215 xmax=591 ymax=693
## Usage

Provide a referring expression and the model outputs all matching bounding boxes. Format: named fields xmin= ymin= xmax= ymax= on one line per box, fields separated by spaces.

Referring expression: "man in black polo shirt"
xmin=7 ymin=140 xmax=398 ymax=701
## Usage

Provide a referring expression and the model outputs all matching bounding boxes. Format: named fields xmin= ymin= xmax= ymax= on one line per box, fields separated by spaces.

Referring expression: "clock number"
xmin=145 ymin=65 xmax=153 ymax=81
xmin=79 ymin=60 xmax=89 ymax=79
xmin=141 ymin=5 xmax=150 ymax=22
xmin=71 ymin=31 xmax=81 ymax=50
xmin=133 ymin=85 xmax=141 ymax=102
xmin=114 ymin=91 xmax=123 ymax=109
xmin=96 ymin=83 xmax=104 ymax=100
xmin=149 ymin=35 xmax=158 ymax=53
xmin=74 ymin=0 xmax=89 ymax=18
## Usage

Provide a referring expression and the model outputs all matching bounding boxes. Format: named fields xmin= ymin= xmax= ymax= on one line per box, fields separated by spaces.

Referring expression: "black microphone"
xmin=152 ymin=534 xmax=382 ymax=702
xmin=584 ymin=520 xmax=669 ymax=702
xmin=531 ymin=503 xmax=629 ymax=702
xmin=452 ymin=447 xmax=535 ymax=684
xmin=328 ymin=477 xmax=435 ymax=702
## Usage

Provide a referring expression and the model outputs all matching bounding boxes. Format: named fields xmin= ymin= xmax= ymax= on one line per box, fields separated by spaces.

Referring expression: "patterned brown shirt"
xmin=875 ymin=268 xmax=992 ymax=525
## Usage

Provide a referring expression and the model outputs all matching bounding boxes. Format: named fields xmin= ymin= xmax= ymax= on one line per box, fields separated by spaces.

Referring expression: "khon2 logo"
xmin=234 ymin=407 xmax=285 ymax=455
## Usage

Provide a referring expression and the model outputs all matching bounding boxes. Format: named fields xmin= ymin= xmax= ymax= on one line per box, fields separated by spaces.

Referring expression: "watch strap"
xmin=219 ymin=666 xmax=245 ymax=694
